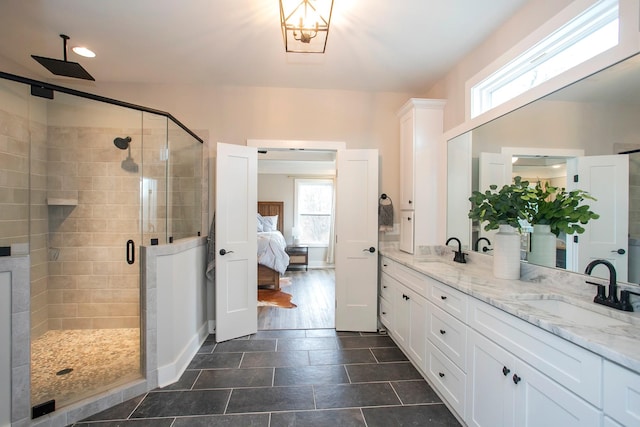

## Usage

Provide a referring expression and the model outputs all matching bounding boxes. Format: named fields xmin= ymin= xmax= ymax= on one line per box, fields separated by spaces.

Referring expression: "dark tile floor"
xmin=72 ymin=329 xmax=461 ymax=426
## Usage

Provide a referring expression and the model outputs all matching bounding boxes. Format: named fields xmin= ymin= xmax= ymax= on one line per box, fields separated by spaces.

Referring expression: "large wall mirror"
xmin=447 ymin=53 xmax=640 ymax=283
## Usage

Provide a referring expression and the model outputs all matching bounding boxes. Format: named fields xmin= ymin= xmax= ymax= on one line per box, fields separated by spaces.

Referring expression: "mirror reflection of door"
xmin=477 ymin=151 xmax=629 ymax=280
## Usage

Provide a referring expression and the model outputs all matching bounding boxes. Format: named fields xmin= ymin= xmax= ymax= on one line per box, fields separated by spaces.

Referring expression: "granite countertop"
xmin=379 ymin=245 xmax=640 ymax=374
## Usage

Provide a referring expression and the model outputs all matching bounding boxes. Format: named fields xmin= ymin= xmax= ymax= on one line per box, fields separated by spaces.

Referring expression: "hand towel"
xmin=378 ymin=194 xmax=394 ymax=232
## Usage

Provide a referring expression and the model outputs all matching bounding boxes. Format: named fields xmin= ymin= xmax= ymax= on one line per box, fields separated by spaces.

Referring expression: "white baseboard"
xmin=157 ymin=322 xmax=209 ymax=388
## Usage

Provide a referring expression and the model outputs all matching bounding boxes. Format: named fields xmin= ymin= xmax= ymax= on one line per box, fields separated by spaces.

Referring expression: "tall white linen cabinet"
xmin=397 ymin=98 xmax=446 ymax=254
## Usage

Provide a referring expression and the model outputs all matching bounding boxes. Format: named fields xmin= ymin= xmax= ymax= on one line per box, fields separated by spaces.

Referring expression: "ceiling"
xmin=0 ymin=0 xmax=530 ymax=93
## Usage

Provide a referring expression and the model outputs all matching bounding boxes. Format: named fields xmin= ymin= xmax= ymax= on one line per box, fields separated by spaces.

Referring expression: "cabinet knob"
xmin=407 ymin=216 xmax=411 ymax=221
xmin=440 ymin=295 xmax=447 ymax=300
xmin=438 ymin=372 xmax=445 ymax=378
xmin=382 ymin=311 xmax=387 ymax=315
xmin=512 ymin=374 xmax=521 ymax=385
xmin=383 ymin=285 xmax=387 ymax=289
xmin=439 ymin=329 xmax=446 ymax=335
xmin=409 ymin=200 xmax=413 ymax=204
xmin=502 ymin=366 xmax=510 ymax=376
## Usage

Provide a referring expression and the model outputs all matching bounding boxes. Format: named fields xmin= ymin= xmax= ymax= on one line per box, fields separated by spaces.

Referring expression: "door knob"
xmin=611 ymin=248 xmax=626 ymax=255
xmin=219 ymin=249 xmax=234 ymax=256
xmin=363 ymin=247 xmax=376 ymax=253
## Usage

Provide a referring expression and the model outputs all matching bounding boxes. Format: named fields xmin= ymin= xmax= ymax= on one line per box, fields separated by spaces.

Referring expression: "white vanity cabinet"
xmin=466 ymin=330 xmax=601 ymax=427
xmin=379 ymin=256 xmax=429 ymax=370
xmin=603 ymin=360 xmax=640 ymax=426
xmin=396 ymin=98 xmax=446 ymax=254
xmin=466 ymin=298 xmax=603 ymax=427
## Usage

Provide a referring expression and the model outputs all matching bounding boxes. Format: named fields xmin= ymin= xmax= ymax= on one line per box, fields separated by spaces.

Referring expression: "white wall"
xmin=425 ymin=0 xmax=574 ymax=131
xmin=151 ymin=238 xmax=208 ymax=387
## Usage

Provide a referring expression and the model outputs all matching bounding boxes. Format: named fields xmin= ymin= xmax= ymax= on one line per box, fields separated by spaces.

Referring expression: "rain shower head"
xmin=32 ymin=35 xmax=95 ymax=81
xmin=114 ymin=136 xmax=132 ymax=150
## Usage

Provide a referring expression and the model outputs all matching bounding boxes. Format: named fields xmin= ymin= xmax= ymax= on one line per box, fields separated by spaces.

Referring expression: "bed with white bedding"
xmin=257 ymin=201 xmax=290 ymax=289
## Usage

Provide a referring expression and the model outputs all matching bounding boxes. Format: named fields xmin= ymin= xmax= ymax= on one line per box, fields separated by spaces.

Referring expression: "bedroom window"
xmin=470 ymin=0 xmax=619 ymax=118
xmin=295 ymin=178 xmax=334 ymax=246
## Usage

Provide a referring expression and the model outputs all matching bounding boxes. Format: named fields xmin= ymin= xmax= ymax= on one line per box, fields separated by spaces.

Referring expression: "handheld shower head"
xmin=114 ymin=136 xmax=132 ymax=150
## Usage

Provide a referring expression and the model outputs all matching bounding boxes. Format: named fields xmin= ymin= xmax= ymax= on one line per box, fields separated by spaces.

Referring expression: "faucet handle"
xmin=620 ymin=290 xmax=640 ymax=312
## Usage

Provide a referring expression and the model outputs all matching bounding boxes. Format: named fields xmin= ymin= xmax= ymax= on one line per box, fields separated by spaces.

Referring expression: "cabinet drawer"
xmin=380 ymin=272 xmax=394 ymax=301
xmin=603 ymin=360 xmax=640 ymax=426
xmin=426 ymin=340 xmax=466 ymax=417
xmin=379 ymin=297 xmax=392 ymax=329
xmin=468 ymin=299 xmax=602 ymax=406
xmin=394 ymin=262 xmax=429 ymax=296
xmin=380 ymin=256 xmax=396 ymax=275
xmin=427 ymin=279 xmax=467 ymax=322
xmin=428 ymin=303 xmax=467 ymax=371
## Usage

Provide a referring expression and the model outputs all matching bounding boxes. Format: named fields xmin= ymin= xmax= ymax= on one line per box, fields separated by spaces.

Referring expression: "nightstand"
xmin=285 ymin=245 xmax=308 ymax=271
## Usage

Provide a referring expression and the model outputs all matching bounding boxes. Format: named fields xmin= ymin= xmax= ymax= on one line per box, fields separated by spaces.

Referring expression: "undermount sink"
xmin=519 ymin=297 xmax=630 ymax=328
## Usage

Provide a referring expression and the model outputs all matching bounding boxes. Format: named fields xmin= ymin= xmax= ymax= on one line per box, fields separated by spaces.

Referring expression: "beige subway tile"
xmin=62 ymin=261 xmax=93 ymax=275
xmin=48 ymin=290 xmax=63 ymax=304
xmin=77 ymin=275 xmax=109 ymax=289
xmin=60 ymin=318 xmax=94 ymax=329
xmin=92 ymin=261 xmax=123 ymax=275
xmin=47 ymin=318 xmax=62 ymax=330
xmin=79 ymin=190 xmax=109 ymax=205
xmin=78 ymin=162 xmax=107 ymax=177
xmin=93 ymin=317 xmax=140 ymax=329
xmin=76 ymin=218 xmax=108 ymax=233
xmin=62 ymin=289 xmax=93 ymax=303
xmin=49 ymin=303 xmax=78 ymax=318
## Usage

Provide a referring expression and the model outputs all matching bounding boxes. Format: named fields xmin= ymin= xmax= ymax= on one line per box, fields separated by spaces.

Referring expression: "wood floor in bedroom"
xmin=258 ymin=269 xmax=335 ymax=330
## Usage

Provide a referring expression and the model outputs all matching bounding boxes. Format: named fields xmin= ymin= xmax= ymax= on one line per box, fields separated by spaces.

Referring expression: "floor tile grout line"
xmin=388 ymin=380 xmax=405 ymax=405
xmin=221 ymin=385 xmax=233 ymax=415
xmin=126 ymin=391 xmax=149 ymax=420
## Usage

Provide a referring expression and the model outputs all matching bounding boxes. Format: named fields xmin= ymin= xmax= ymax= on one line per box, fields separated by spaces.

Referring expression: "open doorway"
xmin=255 ymin=145 xmax=338 ymax=330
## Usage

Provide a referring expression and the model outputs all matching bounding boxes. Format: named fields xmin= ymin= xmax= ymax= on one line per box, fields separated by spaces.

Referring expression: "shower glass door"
xmin=29 ymin=89 xmax=143 ymax=409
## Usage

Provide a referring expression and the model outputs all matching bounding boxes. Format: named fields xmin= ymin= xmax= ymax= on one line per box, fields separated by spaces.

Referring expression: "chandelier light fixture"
xmin=279 ymin=0 xmax=334 ymax=53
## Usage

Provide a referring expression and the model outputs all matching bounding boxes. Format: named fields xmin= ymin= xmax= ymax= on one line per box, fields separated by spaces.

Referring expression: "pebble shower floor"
xmin=31 ymin=328 xmax=140 ymax=408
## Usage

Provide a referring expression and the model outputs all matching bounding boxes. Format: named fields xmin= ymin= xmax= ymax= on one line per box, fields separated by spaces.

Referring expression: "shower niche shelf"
xmin=46 ymin=198 xmax=78 ymax=206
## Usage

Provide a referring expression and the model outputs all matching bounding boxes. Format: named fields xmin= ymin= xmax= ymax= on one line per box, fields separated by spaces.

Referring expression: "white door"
xmin=335 ymin=149 xmax=379 ymax=332
xmin=478 ymin=152 xmax=513 ymax=242
xmin=566 ymin=155 xmax=628 ymax=281
xmin=215 ymin=143 xmax=257 ymax=342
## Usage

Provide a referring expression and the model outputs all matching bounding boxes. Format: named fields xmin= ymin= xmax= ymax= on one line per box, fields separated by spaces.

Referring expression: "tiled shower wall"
xmin=0 ymin=100 xmax=49 ymax=339
xmin=168 ymin=126 xmax=203 ymax=241
xmin=46 ymin=126 xmax=143 ymax=330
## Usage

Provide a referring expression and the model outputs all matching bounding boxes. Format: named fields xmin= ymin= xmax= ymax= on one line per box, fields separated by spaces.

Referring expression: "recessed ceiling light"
xmin=72 ymin=46 xmax=96 ymax=58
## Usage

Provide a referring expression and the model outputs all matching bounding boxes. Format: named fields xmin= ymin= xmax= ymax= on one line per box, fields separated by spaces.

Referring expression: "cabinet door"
xmin=514 ymin=360 xmax=601 ymax=427
xmin=391 ymin=284 xmax=410 ymax=349
xmin=466 ymin=330 xmax=515 ymax=427
xmin=399 ymin=210 xmax=414 ymax=254
xmin=603 ymin=360 xmax=640 ymax=426
xmin=406 ymin=289 xmax=427 ymax=369
xmin=399 ymin=110 xmax=414 ymax=210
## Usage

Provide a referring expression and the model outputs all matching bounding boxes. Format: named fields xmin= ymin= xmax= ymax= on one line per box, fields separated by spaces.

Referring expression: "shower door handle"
xmin=126 ymin=240 xmax=135 ymax=265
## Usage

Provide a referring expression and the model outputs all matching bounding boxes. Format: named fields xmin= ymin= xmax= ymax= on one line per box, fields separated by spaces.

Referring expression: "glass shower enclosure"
xmin=0 ymin=72 xmax=203 ymax=414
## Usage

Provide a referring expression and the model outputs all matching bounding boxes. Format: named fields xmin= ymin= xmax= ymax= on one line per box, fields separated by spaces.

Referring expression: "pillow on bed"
xmin=262 ymin=215 xmax=278 ymax=232
xmin=257 ymin=213 xmax=265 ymax=232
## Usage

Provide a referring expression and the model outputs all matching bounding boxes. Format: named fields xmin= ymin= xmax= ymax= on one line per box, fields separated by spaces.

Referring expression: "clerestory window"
xmin=471 ymin=0 xmax=619 ymax=118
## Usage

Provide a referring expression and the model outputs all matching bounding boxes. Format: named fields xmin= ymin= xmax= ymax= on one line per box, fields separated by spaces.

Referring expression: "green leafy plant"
xmin=468 ymin=176 xmax=535 ymax=232
xmin=526 ymin=181 xmax=599 ymax=236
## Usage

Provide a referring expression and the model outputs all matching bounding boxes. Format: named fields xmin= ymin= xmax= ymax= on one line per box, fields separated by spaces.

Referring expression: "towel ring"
xmin=379 ymin=193 xmax=392 ymax=204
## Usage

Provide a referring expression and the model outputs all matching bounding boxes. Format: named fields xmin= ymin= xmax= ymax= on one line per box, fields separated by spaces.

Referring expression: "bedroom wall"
xmin=258 ymin=173 xmax=330 ymax=268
